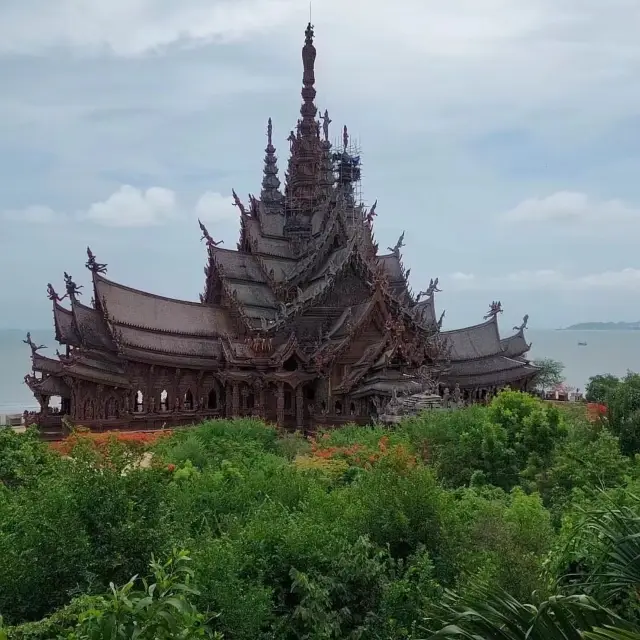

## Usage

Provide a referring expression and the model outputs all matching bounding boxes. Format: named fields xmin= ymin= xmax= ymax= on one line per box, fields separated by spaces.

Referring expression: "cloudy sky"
xmin=2 ymin=0 xmax=640 ymax=331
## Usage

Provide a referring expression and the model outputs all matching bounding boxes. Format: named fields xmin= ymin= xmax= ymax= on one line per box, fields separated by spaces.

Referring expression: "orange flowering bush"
xmin=50 ymin=430 xmax=172 ymax=457
xmin=586 ymin=402 xmax=607 ymax=423
xmin=305 ymin=433 xmax=417 ymax=473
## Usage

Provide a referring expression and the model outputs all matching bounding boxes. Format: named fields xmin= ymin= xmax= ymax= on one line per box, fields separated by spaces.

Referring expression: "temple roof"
xmin=32 ymin=353 xmax=64 ymax=375
xmin=72 ymin=300 xmax=116 ymax=352
xmin=442 ymin=362 xmax=539 ymax=388
xmin=500 ymin=330 xmax=530 ymax=358
xmin=53 ymin=303 xmax=81 ymax=346
xmin=95 ymin=273 xmax=232 ymax=336
xmin=115 ymin=325 xmax=223 ymax=359
xmin=441 ymin=316 xmax=502 ymax=360
xmin=413 ymin=296 xmax=437 ymax=327
xmin=210 ymin=248 xmax=268 ymax=283
xmin=244 ymin=218 xmax=292 ymax=258
xmin=447 ymin=354 xmax=533 ymax=377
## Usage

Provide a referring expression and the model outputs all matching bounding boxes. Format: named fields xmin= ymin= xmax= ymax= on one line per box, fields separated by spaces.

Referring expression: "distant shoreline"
xmin=560 ymin=322 xmax=640 ymax=331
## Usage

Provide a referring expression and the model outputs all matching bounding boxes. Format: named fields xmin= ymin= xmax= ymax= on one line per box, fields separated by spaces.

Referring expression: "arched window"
xmin=160 ymin=389 xmax=168 ymax=412
xmin=135 ymin=390 xmax=144 ymax=413
xmin=335 ymin=400 xmax=343 ymax=415
xmin=183 ymin=389 xmax=194 ymax=411
xmin=207 ymin=389 xmax=218 ymax=410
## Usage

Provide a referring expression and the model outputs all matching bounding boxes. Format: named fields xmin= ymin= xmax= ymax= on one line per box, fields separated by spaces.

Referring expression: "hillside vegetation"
xmin=1 ymin=387 xmax=640 ymax=638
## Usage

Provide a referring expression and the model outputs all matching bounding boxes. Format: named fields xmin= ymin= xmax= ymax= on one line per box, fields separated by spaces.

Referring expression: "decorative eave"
xmin=53 ymin=302 xmax=81 ymax=346
xmin=32 ymin=352 xmax=64 ymax=375
xmin=269 ymin=332 xmax=309 ymax=366
xmin=24 ymin=373 xmax=70 ymax=397
xmin=310 ymin=293 xmax=390 ymax=374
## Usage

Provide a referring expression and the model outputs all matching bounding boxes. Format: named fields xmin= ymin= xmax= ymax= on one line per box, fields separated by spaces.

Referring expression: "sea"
xmin=1 ymin=328 xmax=639 ymax=414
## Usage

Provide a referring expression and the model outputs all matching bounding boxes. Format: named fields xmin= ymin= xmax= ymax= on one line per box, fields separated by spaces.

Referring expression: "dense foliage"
xmin=1 ymin=389 xmax=640 ymax=638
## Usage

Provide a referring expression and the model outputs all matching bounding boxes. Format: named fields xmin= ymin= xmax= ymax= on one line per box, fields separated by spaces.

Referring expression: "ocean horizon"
xmin=2 ymin=327 xmax=639 ymax=414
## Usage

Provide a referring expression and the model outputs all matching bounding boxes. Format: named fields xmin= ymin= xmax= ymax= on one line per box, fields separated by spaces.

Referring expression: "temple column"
xmin=232 ymin=383 xmax=240 ymax=417
xmin=276 ymin=382 xmax=285 ymax=426
xmin=295 ymin=384 xmax=304 ymax=430
xmin=225 ymin=384 xmax=233 ymax=418
xmin=256 ymin=380 xmax=265 ymax=418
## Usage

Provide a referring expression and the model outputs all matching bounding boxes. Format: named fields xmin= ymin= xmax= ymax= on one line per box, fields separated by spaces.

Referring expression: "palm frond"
xmin=422 ymin=584 xmax=622 ymax=639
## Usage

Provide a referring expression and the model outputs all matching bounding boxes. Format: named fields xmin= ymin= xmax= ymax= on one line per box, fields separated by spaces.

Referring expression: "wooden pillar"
xmin=276 ymin=382 xmax=285 ymax=426
xmin=295 ymin=384 xmax=304 ymax=430
xmin=225 ymin=384 xmax=233 ymax=418
xmin=232 ymin=382 xmax=240 ymax=417
xmin=256 ymin=380 xmax=265 ymax=418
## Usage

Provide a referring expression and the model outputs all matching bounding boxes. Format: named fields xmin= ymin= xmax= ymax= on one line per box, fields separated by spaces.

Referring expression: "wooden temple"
xmin=24 ymin=24 xmax=538 ymax=437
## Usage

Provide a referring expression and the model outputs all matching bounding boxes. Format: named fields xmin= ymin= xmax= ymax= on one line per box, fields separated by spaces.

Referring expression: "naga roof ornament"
xmin=85 ymin=247 xmax=107 ymax=274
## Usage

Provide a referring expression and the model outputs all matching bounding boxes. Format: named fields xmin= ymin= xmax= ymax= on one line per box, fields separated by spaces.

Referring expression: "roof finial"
xmin=343 ymin=125 xmax=349 ymax=149
xmin=267 ymin=117 xmax=273 ymax=147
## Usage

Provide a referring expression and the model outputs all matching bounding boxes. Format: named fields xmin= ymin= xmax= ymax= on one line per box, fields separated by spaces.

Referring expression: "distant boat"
xmin=578 ymin=341 xmax=588 ymax=346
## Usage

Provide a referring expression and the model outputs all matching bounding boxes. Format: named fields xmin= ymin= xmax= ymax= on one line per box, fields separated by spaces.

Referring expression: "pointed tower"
xmin=284 ymin=23 xmax=324 ymax=239
xmin=261 ymin=117 xmax=283 ymax=208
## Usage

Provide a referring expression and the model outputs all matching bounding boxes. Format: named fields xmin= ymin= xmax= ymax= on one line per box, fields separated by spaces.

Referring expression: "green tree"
xmin=532 ymin=358 xmax=566 ymax=394
xmin=606 ymin=373 xmax=640 ymax=456
xmin=586 ymin=374 xmax=621 ymax=404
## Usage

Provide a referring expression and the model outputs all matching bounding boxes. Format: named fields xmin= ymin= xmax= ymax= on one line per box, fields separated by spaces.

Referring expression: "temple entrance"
xmin=46 ymin=395 xmax=63 ymax=415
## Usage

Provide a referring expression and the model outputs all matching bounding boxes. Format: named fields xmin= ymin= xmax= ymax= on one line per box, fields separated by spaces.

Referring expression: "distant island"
xmin=562 ymin=321 xmax=640 ymax=331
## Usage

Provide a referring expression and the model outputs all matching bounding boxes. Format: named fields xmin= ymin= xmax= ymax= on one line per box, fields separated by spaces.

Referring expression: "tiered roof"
xmin=26 ymin=22 xmax=537 ymax=408
xmin=437 ymin=308 xmax=538 ymax=388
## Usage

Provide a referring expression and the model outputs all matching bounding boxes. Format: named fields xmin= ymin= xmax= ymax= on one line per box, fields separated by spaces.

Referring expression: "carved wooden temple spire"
xmin=261 ymin=117 xmax=282 ymax=207
xmin=284 ymin=23 xmax=324 ymax=230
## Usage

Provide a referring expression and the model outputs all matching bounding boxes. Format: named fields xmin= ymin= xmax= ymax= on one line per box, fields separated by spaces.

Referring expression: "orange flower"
xmin=167 ymin=463 xmax=176 ymax=472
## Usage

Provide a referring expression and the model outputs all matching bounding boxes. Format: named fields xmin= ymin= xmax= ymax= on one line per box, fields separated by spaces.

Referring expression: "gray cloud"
xmin=1 ymin=0 xmax=640 ymax=330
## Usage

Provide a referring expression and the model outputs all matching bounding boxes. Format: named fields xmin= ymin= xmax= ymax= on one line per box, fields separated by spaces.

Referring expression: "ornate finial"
xmin=513 ymin=314 xmax=529 ymax=332
xmin=387 ymin=231 xmax=405 ymax=257
xmin=417 ymin=277 xmax=442 ymax=301
xmin=364 ymin=200 xmax=378 ymax=226
xmin=85 ymin=246 xmax=107 ymax=274
xmin=267 ymin=117 xmax=273 ymax=147
xmin=484 ymin=301 xmax=503 ymax=320
xmin=232 ymin=189 xmax=247 ymax=215
xmin=23 ymin=332 xmax=46 ymax=355
xmin=46 ymin=283 xmax=67 ymax=303
xmin=63 ymin=272 xmax=83 ymax=300
xmin=305 ymin=22 xmax=314 ymax=47
xmin=343 ymin=125 xmax=349 ymax=149
xmin=198 ymin=219 xmax=223 ymax=248
xmin=437 ymin=310 xmax=446 ymax=330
